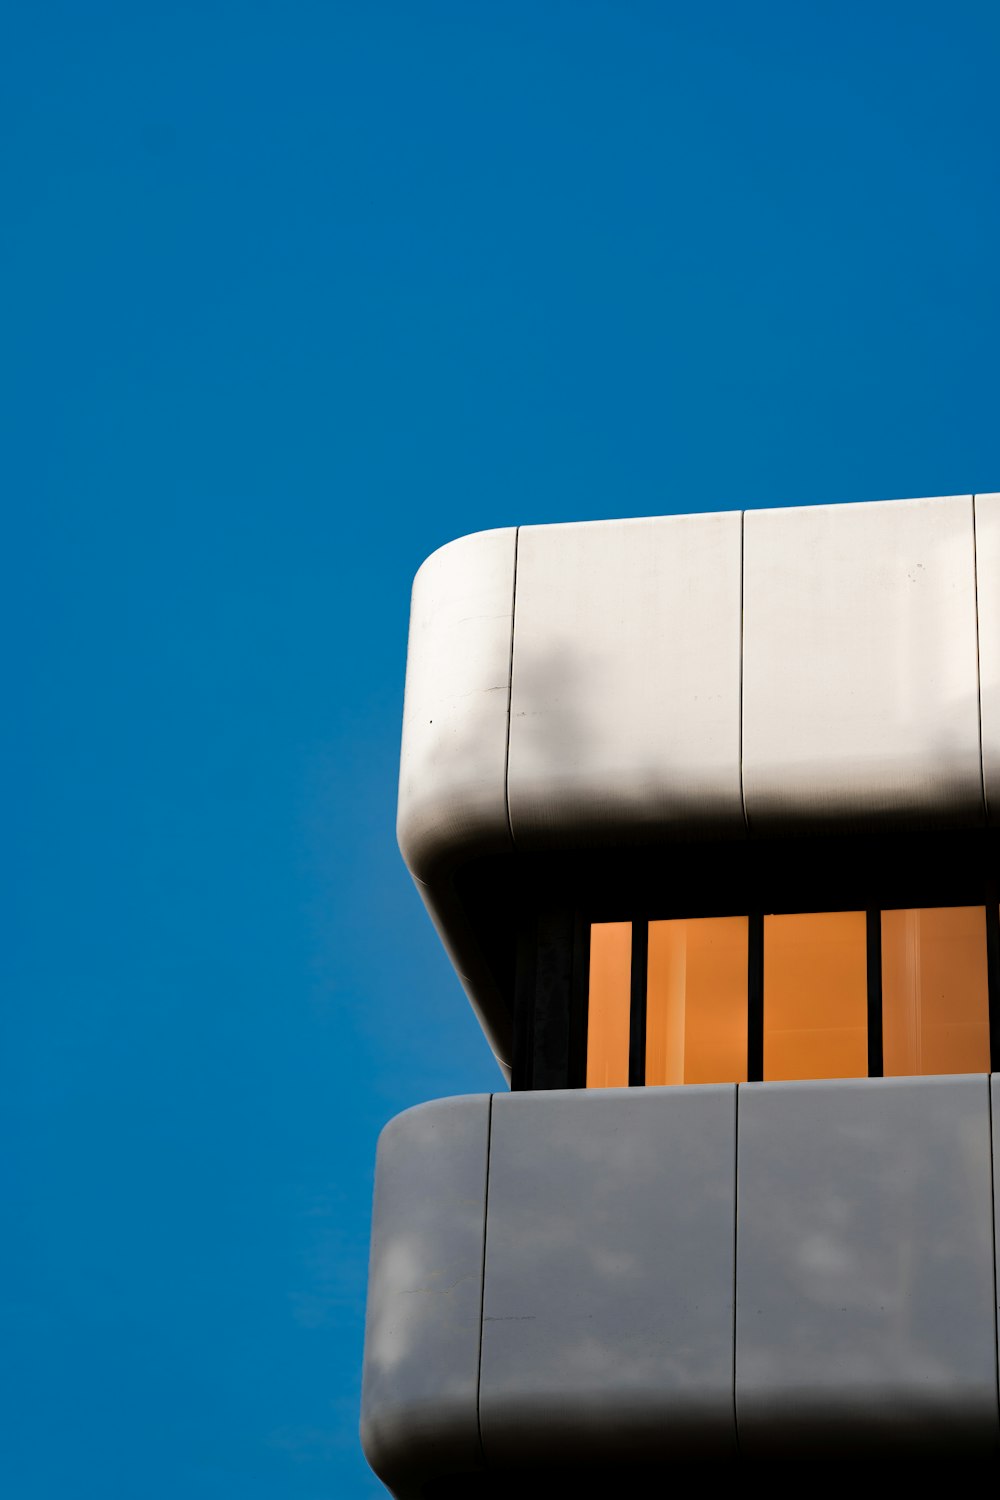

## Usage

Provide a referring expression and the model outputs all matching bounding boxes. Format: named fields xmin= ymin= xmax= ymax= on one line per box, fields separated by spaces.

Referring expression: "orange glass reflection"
xmin=764 ymin=911 xmax=867 ymax=1081
xmin=586 ymin=922 xmax=632 ymax=1088
xmin=646 ymin=918 xmax=748 ymax=1085
xmin=882 ymin=907 xmax=989 ymax=1076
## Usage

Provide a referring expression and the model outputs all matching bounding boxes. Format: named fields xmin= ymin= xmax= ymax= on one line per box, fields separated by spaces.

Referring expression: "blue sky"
xmin=4 ymin=2 xmax=998 ymax=1495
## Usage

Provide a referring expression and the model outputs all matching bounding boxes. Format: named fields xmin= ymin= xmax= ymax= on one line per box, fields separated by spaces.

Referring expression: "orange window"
xmin=646 ymin=917 xmax=748 ymax=1085
xmin=586 ymin=922 xmax=631 ymax=1088
xmin=882 ymin=907 xmax=989 ymax=1076
xmin=764 ymin=911 xmax=867 ymax=1081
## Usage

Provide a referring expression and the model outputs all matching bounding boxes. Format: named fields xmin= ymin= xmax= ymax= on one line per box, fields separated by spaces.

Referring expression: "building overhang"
xmin=397 ymin=494 xmax=1000 ymax=1073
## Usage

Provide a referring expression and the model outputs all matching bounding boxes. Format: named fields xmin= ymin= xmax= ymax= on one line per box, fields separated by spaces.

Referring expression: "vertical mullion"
xmin=866 ymin=909 xmax=883 ymax=1078
xmin=531 ymin=909 xmax=576 ymax=1090
xmin=568 ymin=913 xmax=591 ymax=1088
xmin=628 ymin=919 xmax=648 ymax=1087
xmin=511 ymin=914 xmax=537 ymax=1092
xmin=747 ymin=912 xmax=764 ymax=1082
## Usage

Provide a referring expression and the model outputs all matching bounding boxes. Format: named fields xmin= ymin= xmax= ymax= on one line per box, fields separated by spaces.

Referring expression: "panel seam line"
xmin=504 ymin=528 xmax=520 ymax=849
xmin=973 ymin=496 xmax=989 ymax=821
xmin=989 ymin=1076 xmax=999 ymax=1425
xmin=739 ymin=511 xmax=749 ymax=833
xmin=475 ymin=1092 xmax=493 ymax=1472
xmin=733 ymin=1083 xmax=741 ymax=1456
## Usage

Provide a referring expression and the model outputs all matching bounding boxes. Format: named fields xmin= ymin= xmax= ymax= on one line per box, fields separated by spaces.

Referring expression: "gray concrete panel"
xmin=360 ymin=1095 xmax=491 ymax=1497
xmin=479 ymin=1085 xmax=738 ymax=1468
xmin=736 ymin=1076 xmax=999 ymax=1455
xmin=743 ymin=495 xmax=984 ymax=830
xmin=507 ymin=511 xmax=744 ymax=847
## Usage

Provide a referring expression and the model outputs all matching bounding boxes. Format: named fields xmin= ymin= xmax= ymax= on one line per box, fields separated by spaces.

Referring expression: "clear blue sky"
xmin=4 ymin=3 xmax=998 ymax=1495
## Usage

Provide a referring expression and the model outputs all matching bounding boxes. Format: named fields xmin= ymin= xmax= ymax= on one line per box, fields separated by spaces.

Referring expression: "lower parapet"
xmin=361 ymin=1078 xmax=1000 ymax=1495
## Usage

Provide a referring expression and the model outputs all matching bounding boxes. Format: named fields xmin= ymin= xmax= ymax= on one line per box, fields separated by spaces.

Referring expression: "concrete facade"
xmin=364 ymin=494 xmax=1000 ymax=1490
xmin=362 ymin=1079 xmax=1000 ymax=1492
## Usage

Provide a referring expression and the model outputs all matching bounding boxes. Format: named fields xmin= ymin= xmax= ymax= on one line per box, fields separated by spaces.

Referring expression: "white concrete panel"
xmin=975 ymin=494 xmax=1000 ymax=822
xmin=507 ymin=512 xmax=744 ymax=847
xmin=397 ymin=528 xmax=516 ymax=880
xmin=360 ymin=1096 xmax=490 ymax=1497
xmin=480 ymin=1086 xmax=738 ymax=1468
xmin=743 ymin=495 xmax=983 ymax=829
xmin=736 ymin=1076 xmax=998 ymax=1455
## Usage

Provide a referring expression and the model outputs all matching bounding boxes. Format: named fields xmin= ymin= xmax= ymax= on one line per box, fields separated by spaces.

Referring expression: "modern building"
xmin=361 ymin=493 xmax=1000 ymax=1490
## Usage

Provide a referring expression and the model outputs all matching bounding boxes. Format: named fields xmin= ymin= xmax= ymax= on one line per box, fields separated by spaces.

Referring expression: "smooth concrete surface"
xmin=736 ymin=1076 xmax=999 ymax=1455
xmin=396 ymin=527 xmax=516 ymax=882
xmin=363 ymin=1079 xmax=1000 ymax=1490
xmin=360 ymin=1095 xmax=490 ymax=1497
xmin=506 ymin=512 xmax=744 ymax=846
xmin=743 ymin=495 xmax=984 ymax=830
xmin=976 ymin=493 xmax=1000 ymax=823
xmin=478 ymin=1086 xmax=739 ymax=1466
xmin=396 ymin=496 xmax=995 ymax=1061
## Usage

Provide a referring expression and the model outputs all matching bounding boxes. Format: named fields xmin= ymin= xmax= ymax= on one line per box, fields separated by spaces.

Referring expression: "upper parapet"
xmin=397 ymin=493 xmax=1000 ymax=1070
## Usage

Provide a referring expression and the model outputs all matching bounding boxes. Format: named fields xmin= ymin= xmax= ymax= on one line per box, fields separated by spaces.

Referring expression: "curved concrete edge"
xmin=397 ymin=527 xmax=517 ymax=886
xmin=360 ymin=1095 xmax=492 ymax=1498
xmin=411 ymin=872 xmax=512 ymax=1077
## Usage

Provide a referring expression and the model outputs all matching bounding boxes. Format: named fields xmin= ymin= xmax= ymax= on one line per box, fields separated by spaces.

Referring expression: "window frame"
xmin=513 ymin=899 xmax=1000 ymax=1091
xmin=504 ymin=831 xmax=1000 ymax=1091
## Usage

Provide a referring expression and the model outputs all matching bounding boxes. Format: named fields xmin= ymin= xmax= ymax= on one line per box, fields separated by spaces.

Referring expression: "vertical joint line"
xmin=987 ymin=1079 xmax=999 ymax=1420
xmin=503 ymin=527 xmax=520 ymax=848
xmin=867 ymin=909 xmax=883 ymax=1078
xmin=475 ymin=1093 xmax=493 ymax=1470
xmin=732 ymin=1083 xmax=740 ymax=1456
xmin=972 ymin=497 xmax=989 ymax=819
xmin=739 ymin=510 xmax=749 ymax=833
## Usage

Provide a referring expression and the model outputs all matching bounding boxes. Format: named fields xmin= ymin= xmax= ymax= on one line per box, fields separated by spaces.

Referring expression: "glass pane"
xmin=646 ymin=917 xmax=748 ymax=1085
xmin=882 ymin=907 xmax=989 ymax=1076
xmin=586 ymin=922 xmax=631 ymax=1088
xmin=764 ymin=911 xmax=867 ymax=1081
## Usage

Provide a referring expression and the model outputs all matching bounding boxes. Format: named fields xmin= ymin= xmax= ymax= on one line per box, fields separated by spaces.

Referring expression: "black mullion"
xmin=986 ymin=885 xmax=1000 ymax=1073
xmin=628 ymin=918 xmax=648 ymax=1087
xmin=747 ymin=912 xmax=764 ymax=1082
xmin=568 ymin=912 xmax=591 ymax=1088
xmin=530 ymin=909 xmax=576 ymax=1091
xmin=511 ymin=914 xmax=537 ymax=1092
xmin=866 ymin=909 xmax=883 ymax=1078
